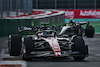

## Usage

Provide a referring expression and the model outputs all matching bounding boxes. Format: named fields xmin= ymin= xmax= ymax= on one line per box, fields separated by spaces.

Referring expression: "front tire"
xmin=72 ymin=36 xmax=88 ymax=61
xmin=22 ymin=37 xmax=35 ymax=60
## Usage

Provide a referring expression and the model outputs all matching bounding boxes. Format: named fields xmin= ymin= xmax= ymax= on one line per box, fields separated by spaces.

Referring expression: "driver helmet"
xmin=69 ymin=20 xmax=75 ymax=26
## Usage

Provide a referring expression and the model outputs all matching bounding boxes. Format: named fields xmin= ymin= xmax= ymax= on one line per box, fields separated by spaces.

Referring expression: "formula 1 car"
xmin=59 ymin=21 xmax=95 ymax=37
xmin=8 ymin=27 xmax=89 ymax=61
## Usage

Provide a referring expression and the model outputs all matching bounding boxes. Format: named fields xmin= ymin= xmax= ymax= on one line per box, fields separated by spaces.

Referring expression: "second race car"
xmin=59 ymin=21 xmax=95 ymax=37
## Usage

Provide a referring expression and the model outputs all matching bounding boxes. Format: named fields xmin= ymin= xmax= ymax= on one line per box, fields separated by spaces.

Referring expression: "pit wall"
xmin=65 ymin=18 xmax=100 ymax=34
xmin=0 ymin=14 xmax=65 ymax=36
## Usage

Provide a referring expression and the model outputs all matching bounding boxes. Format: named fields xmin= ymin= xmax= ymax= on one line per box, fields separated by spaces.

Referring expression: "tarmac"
xmin=0 ymin=34 xmax=100 ymax=67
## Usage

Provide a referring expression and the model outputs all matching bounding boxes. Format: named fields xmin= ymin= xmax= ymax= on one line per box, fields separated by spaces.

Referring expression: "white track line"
xmin=0 ymin=49 xmax=14 ymax=59
xmin=0 ymin=49 xmax=5 ymax=56
xmin=0 ymin=49 xmax=5 ymax=60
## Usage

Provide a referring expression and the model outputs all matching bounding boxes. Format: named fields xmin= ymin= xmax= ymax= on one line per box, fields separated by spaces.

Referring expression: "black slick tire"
xmin=72 ymin=36 xmax=87 ymax=61
xmin=85 ymin=26 xmax=94 ymax=37
xmin=8 ymin=34 xmax=22 ymax=56
xmin=75 ymin=25 xmax=83 ymax=36
xmin=23 ymin=37 xmax=35 ymax=60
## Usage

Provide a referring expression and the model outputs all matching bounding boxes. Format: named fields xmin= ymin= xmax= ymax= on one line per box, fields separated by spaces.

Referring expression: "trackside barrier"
xmin=0 ymin=19 xmax=32 ymax=36
xmin=0 ymin=15 xmax=65 ymax=36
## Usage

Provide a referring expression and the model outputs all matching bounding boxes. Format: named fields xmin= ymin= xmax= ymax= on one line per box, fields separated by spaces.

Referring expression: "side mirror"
xmin=63 ymin=35 xmax=69 ymax=38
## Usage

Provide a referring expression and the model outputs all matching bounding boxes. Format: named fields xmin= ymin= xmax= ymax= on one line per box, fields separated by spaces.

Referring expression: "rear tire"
xmin=85 ymin=26 xmax=94 ymax=37
xmin=75 ymin=25 xmax=83 ymax=36
xmin=72 ymin=36 xmax=88 ymax=61
xmin=8 ymin=34 xmax=22 ymax=56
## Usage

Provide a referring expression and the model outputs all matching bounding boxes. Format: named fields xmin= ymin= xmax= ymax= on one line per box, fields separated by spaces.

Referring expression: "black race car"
xmin=59 ymin=21 xmax=95 ymax=37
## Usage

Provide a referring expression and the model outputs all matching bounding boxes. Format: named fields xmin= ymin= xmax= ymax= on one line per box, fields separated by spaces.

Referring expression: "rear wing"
xmin=18 ymin=26 xmax=35 ymax=33
xmin=76 ymin=21 xmax=87 ymax=25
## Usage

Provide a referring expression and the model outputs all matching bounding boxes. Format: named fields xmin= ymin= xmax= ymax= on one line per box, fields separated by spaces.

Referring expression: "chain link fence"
xmin=0 ymin=0 xmax=32 ymax=19
xmin=1 ymin=0 xmax=100 ymax=19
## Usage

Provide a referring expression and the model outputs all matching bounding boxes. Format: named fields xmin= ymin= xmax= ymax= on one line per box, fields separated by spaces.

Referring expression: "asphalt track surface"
xmin=0 ymin=34 xmax=100 ymax=67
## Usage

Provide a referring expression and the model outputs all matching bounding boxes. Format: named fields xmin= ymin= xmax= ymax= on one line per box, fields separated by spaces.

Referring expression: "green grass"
xmin=89 ymin=21 xmax=100 ymax=33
